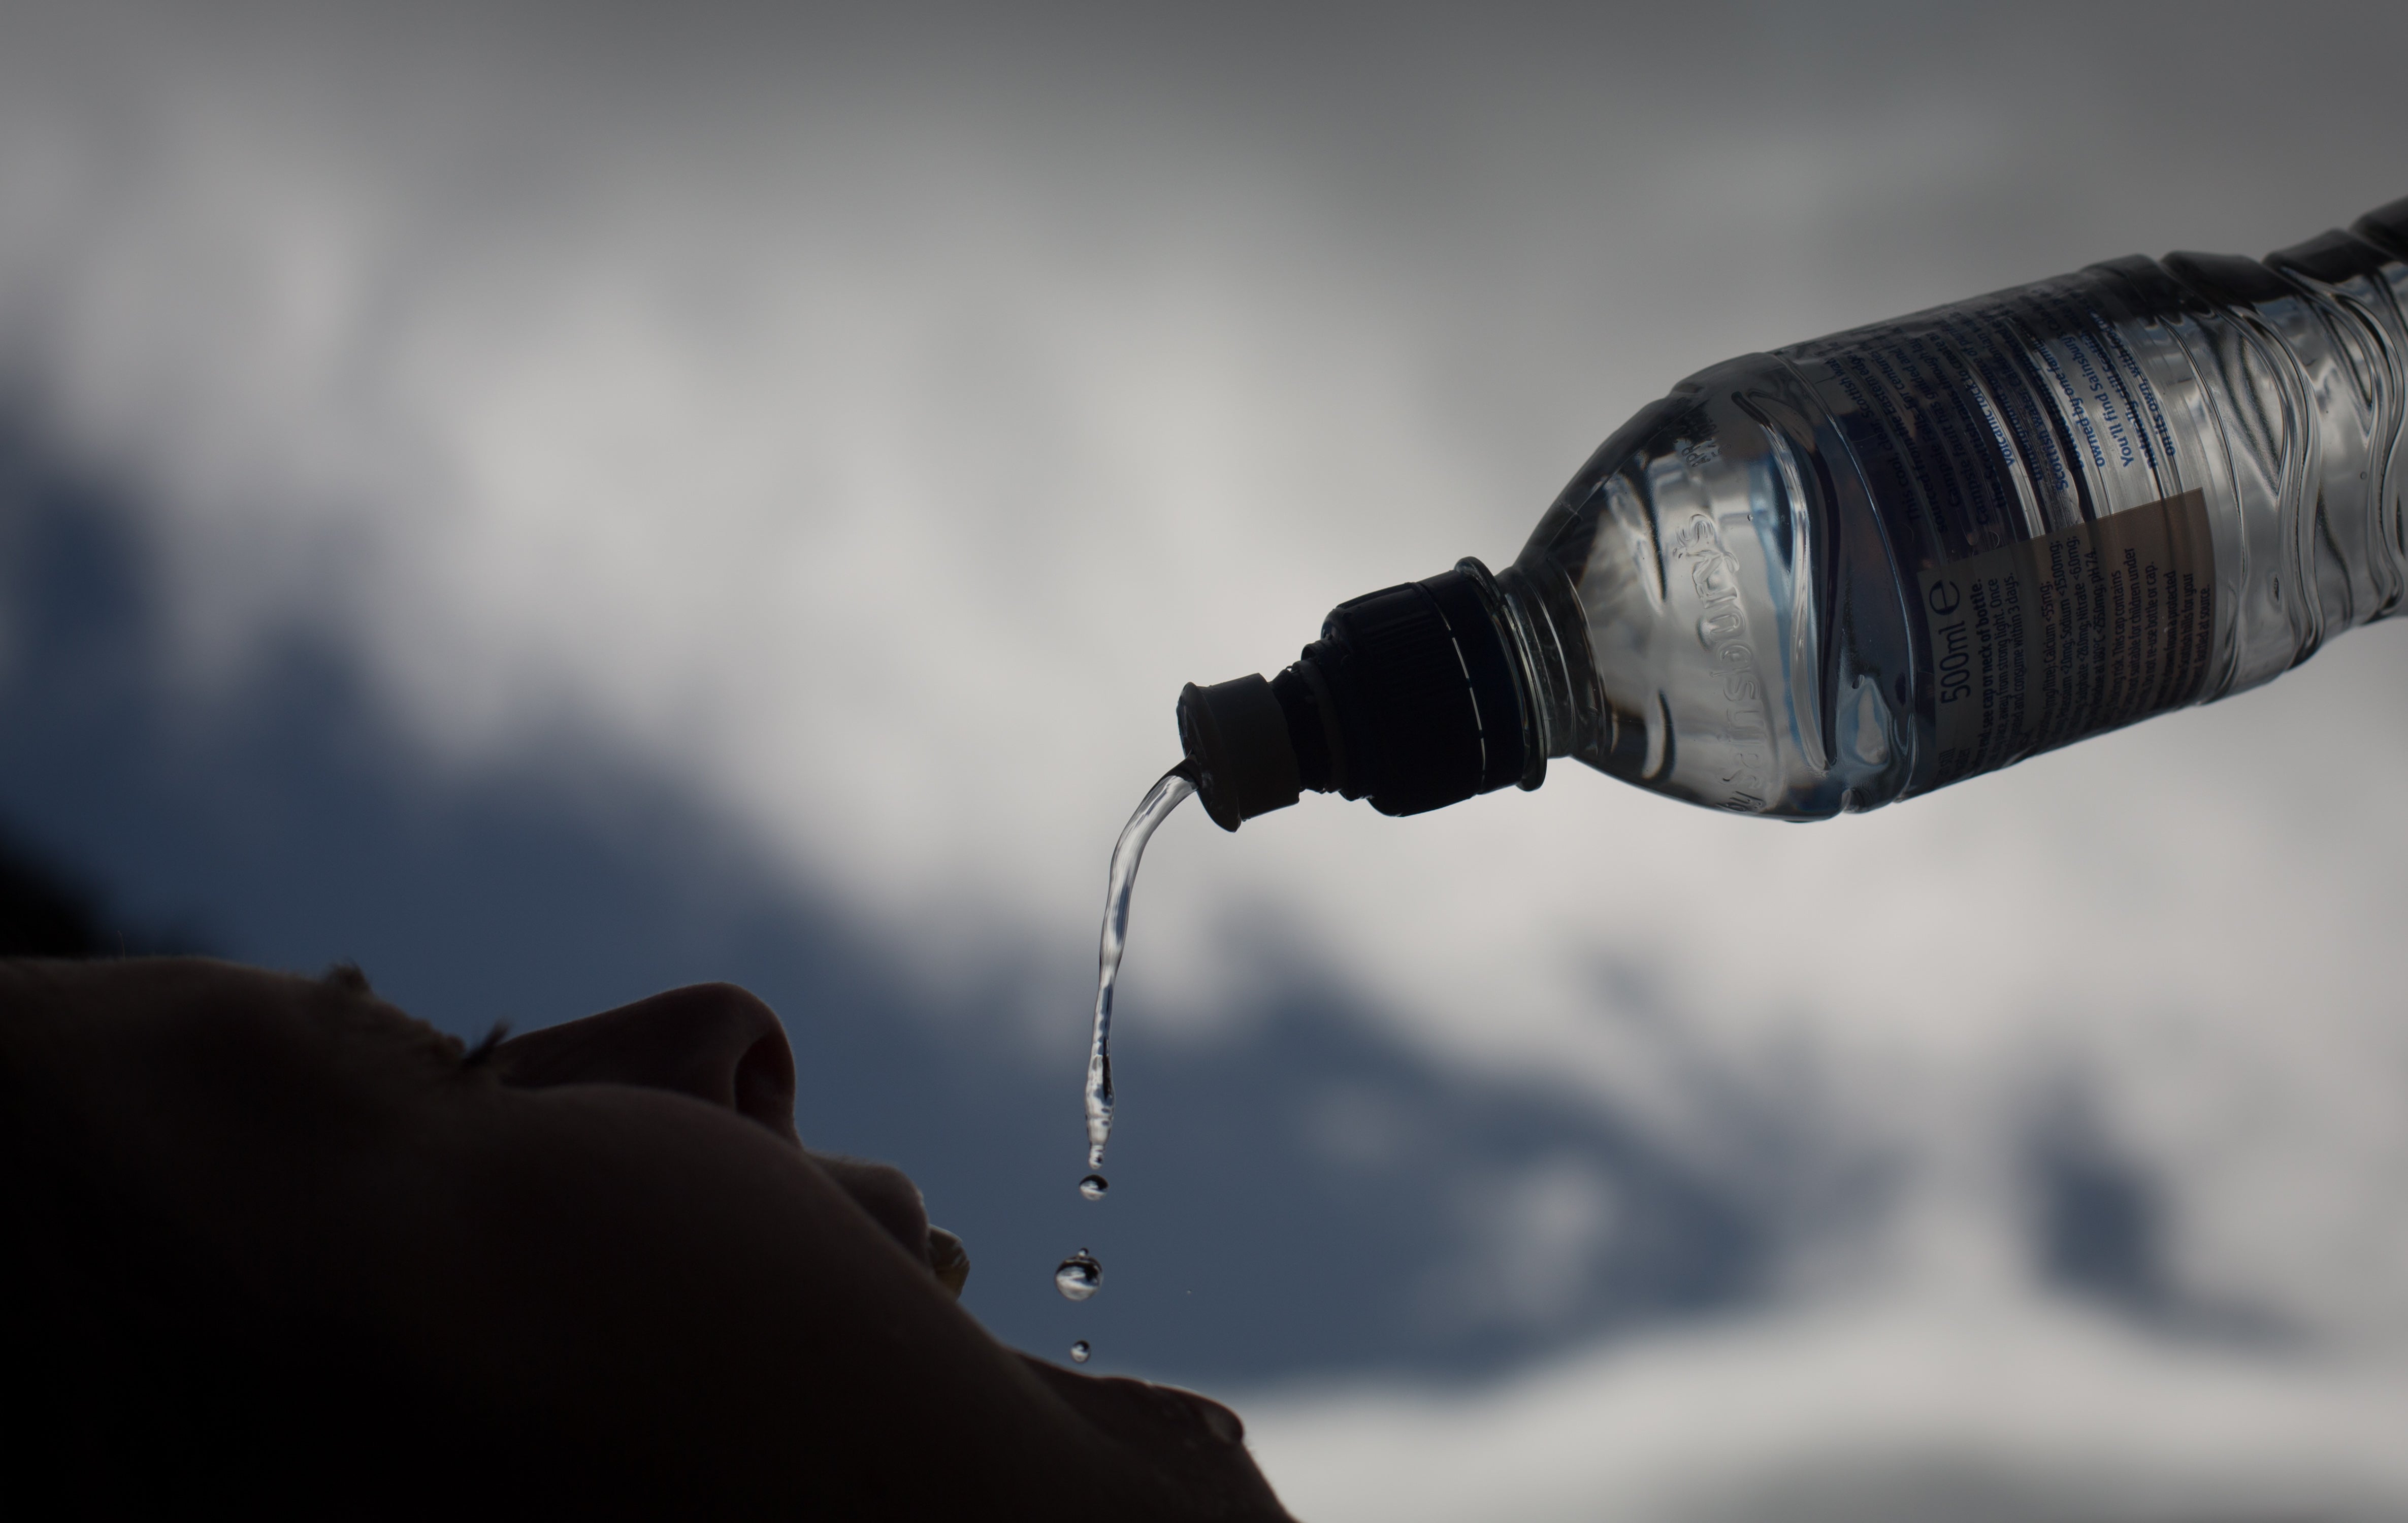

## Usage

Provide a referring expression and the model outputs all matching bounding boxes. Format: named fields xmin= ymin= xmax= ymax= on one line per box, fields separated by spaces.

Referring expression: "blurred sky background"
xmin=2 ymin=2 xmax=2406 ymax=1518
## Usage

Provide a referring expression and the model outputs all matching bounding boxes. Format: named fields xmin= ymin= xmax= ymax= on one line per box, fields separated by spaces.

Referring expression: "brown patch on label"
xmin=1918 ymin=489 xmax=2215 ymax=787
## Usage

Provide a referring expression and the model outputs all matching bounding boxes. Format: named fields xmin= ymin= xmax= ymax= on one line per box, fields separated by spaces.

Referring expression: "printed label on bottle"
xmin=1918 ymin=489 xmax=2215 ymax=787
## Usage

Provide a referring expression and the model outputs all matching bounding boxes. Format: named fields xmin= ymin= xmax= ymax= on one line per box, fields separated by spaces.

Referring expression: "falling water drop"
xmin=1055 ymin=1248 xmax=1102 ymax=1302
xmin=1078 ymin=1173 xmax=1109 ymax=1201
xmin=1069 ymin=1340 xmax=1092 ymax=1364
xmin=1085 ymin=764 xmax=1196 ymax=1171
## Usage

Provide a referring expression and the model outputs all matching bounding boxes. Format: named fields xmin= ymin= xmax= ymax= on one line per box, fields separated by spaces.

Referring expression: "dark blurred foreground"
xmin=0 ymin=830 xmax=107 ymax=957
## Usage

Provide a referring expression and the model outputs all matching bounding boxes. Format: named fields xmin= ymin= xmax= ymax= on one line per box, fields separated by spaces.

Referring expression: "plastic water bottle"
xmin=1177 ymin=196 xmax=2408 ymax=827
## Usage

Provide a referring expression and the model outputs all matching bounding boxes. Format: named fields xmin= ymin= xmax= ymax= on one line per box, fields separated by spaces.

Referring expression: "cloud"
xmin=2 ymin=0 xmax=2405 ymax=1507
xmin=1244 ymin=1288 xmax=2408 ymax=1522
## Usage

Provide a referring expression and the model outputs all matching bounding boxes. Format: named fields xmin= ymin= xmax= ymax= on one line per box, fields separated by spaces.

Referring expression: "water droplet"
xmin=1078 ymin=1173 xmax=1109 ymax=1201
xmin=1069 ymin=1340 xmax=1091 ymax=1364
xmin=1054 ymin=1248 xmax=1102 ymax=1302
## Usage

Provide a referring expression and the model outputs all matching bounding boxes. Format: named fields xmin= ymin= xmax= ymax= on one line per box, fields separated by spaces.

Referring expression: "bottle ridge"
xmin=1179 ymin=196 xmax=2408 ymax=826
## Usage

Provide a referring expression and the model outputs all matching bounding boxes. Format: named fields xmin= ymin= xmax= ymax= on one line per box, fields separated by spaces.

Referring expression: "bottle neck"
xmin=1470 ymin=556 xmax=1576 ymax=785
xmin=1178 ymin=558 xmax=1558 ymax=829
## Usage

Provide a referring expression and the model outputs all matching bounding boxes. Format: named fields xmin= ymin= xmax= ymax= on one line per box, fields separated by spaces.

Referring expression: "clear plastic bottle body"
xmin=1493 ymin=217 xmax=2408 ymax=819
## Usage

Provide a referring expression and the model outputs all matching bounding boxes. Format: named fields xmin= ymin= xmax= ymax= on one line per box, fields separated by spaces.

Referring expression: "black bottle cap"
xmin=1177 ymin=675 xmax=1301 ymax=831
xmin=1177 ymin=562 xmax=1530 ymax=830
